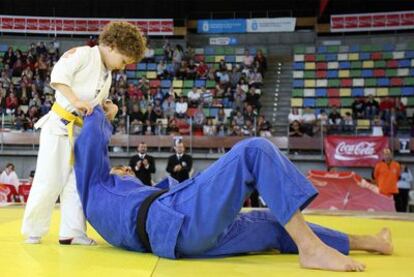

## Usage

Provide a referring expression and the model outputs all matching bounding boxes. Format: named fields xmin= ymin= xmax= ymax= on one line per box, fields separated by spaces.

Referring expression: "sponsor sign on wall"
xmin=246 ymin=18 xmax=296 ymax=32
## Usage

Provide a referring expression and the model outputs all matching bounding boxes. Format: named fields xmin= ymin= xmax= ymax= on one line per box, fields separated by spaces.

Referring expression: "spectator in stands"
xmin=177 ymin=60 xmax=188 ymax=79
xmin=172 ymin=44 xmax=184 ymax=75
xmin=372 ymin=115 xmax=384 ymax=136
xmin=200 ymin=86 xmax=213 ymax=107
xmin=364 ymin=95 xmax=379 ymax=120
xmin=245 ymin=87 xmax=261 ymax=112
xmin=229 ymin=124 xmax=242 ymax=136
xmin=186 ymin=59 xmax=197 ymax=80
xmin=328 ymin=107 xmax=342 ymax=134
xmin=175 ymin=96 xmax=188 ymax=118
xmin=115 ymin=118 xmax=127 ymax=134
xmin=162 ymin=39 xmax=173 ymax=60
xmin=43 ymin=76 xmax=53 ymax=95
xmin=130 ymin=104 xmax=144 ymax=134
xmin=288 ymin=108 xmax=303 ymax=124
xmin=248 ymin=68 xmax=263 ymax=88
xmin=395 ymin=164 xmax=413 ymax=212
xmin=166 ymin=140 xmax=193 ymax=183
xmin=394 ymin=98 xmax=406 ymax=123
xmin=315 ymin=109 xmax=328 ymax=135
xmin=342 ymin=112 xmax=354 ymax=133
xmin=244 ymin=104 xmax=257 ymax=123
xmin=162 ymin=94 xmax=176 ymax=119
xmin=25 ymin=106 xmax=40 ymax=130
xmin=5 ymin=91 xmax=18 ymax=115
xmin=187 ymin=86 xmax=201 ymax=107
xmin=137 ymin=76 xmax=150 ymax=96
xmin=166 ymin=118 xmax=179 ymax=135
xmin=351 ymin=96 xmax=365 ymax=119
xmin=0 ymin=88 xmax=6 ymax=114
xmin=2 ymin=47 xmax=16 ymax=67
xmin=192 ymin=104 xmax=206 ymax=127
xmin=254 ymin=49 xmax=267 ymax=77
xmin=14 ymin=106 xmax=26 ymax=130
xmin=373 ymin=148 xmax=400 ymax=204
xmin=196 ymin=60 xmax=208 ymax=79
xmin=184 ymin=45 xmax=195 ymax=62
xmin=289 ymin=120 xmax=304 ymax=137
xmin=203 ymin=118 xmax=217 ymax=136
xmin=241 ymin=119 xmax=255 ymax=136
xmin=379 ymin=96 xmax=395 ymax=123
xmin=233 ymin=110 xmax=245 ymax=127
xmin=35 ymin=54 xmax=49 ymax=81
xmin=207 ymin=67 xmax=216 ymax=81
xmin=0 ymin=70 xmax=12 ymax=89
xmin=229 ymin=65 xmax=242 ymax=88
xmin=233 ymin=86 xmax=246 ymax=112
xmin=242 ymin=49 xmax=254 ymax=69
xmin=257 ymin=115 xmax=272 ymax=137
xmin=216 ymin=107 xmax=228 ymax=126
xmin=143 ymin=42 xmax=155 ymax=63
xmin=302 ymin=108 xmax=316 ymax=136
xmin=129 ymin=142 xmax=156 ymax=186
xmin=0 ymin=163 xmax=20 ymax=189
xmin=142 ymin=105 xmax=159 ymax=133
xmin=216 ymin=68 xmax=230 ymax=89
xmin=156 ymin=60 xmax=168 ymax=79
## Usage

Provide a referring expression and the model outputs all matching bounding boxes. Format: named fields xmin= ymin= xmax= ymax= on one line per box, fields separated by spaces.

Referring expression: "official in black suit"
xmin=166 ymin=140 xmax=193 ymax=183
xmin=129 ymin=142 xmax=156 ymax=186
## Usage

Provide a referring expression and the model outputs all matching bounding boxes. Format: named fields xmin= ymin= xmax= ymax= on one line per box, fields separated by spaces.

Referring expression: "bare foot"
xmin=299 ymin=243 xmax=366 ymax=272
xmin=372 ymin=228 xmax=393 ymax=255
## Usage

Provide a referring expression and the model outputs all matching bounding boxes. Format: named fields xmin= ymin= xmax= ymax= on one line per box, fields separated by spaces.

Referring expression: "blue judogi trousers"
xmin=75 ymin=107 xmax=349 ymax=259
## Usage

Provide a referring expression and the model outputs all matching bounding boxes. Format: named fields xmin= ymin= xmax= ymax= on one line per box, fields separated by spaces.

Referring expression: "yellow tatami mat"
xmin=1 ymin=206 xmax=413 ymax=277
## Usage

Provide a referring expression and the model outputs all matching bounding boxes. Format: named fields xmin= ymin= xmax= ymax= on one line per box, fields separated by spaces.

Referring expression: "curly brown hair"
xmin=99 ymin=21 xmax=147 ymax=63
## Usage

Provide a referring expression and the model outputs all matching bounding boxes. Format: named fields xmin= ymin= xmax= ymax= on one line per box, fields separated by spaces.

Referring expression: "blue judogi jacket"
xmin=74 ymin=106 xmax=182 ymax=257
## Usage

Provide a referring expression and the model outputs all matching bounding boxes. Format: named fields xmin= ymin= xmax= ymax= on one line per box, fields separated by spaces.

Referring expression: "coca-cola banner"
xmin=331 ymin=11 xmax=414 ymax=32
xmin=324 ymin=136 xmax=389 ymax=167
xmin=0 ymin=15 xmax=174 ymax=35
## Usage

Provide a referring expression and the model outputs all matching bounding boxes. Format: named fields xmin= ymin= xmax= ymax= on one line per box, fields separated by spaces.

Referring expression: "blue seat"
xmin=327 ymin=70 xmax=338 ymax=78
xmin=378 ymin=78 xmax=390 ymax=86
xmin=166 ymin=64 xmax=174 ymax=72
xmin=326 ymin=54 xmax=337 ymax=61
xmin=383 ymin=44 xmax=395 ymax=51
xmin=410 ymin=69 xmax=414 ymax=76
xmin=222 ymin=97 xmax=230 ymax=108
xmin=405 ymin=51 xmax=414 ymax=58
xmin=127 ymin=79 xmax=139 ymax=85
xmin=399 ymin=59 xmax=410 ymax=67
xmin=316 ymin=88 xmax=327 ymax=97
xmin=351 ymin=88 xmax=364 ymax=97
xmin=303 ymin=98 xmax=316 ymax=107
xmin=126 ymin=71 xmax=136 ymax=78
xmin=293 ymin=62 xmax=304 ymax=70
xmin=195 ymin=79 xmax=206 ymax=88
xmin=339 ymin=62 xmax=351 ymax=69
xmin=350 ymin=45 xmax=360 ymax=52
xmin=161 ymin=88 xmax=170 ymax=95
xmin=0 ymin=44 xmax=8 ymax=52
xmin=205 ymin=47 xmax=215 ymax=55
xmin=293 ymin=79 xmax=304 ymax=88
xmin=147 ymin=63 xmax=157 ymax=71
xmin=402 ymin=87 xmax=414 ymax=96
xmin=225 ymin=56 xmax=236 ymax=63
xmin=161 ymin=80 xmax=172 ymax=88
xmin=362 ymin=69 xmax=373 ymax=77
xmin=155 ymin=56 xmax=164 ymax=62
xmin=317 ymin=46 xmax=327 ymax=53
xmin=209 ymin=108 xmax=219 ymax=117
xmin=359 ymin=52 xmax=370 ymax=60
xmin=137 ymin=63 xmax=147 ymax=70
xmin=249 ymin=48 xmax=257 ymax=55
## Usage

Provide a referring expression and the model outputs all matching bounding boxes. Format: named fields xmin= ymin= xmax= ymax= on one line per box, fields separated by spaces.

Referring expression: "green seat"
xmin=341 ymin=98 xmax=353 ymax=107
xmin=292 ymin=89 xmax=304 ymax=97
xmin=361 ymin=45 xmax=371 ymax=52
xmin=350 ymin=70 xmax=362 ymax=77
xmin=374 ymin=60 xmax=386 ymax=68
xmin=215 ymin=47 xmax=225 ymax=55
xmin=294 ymin=46 xmax=306 ymax=54
xmin=371 ymin=45 xmax=382 ymax=52
xmin=386 ymin=69 xmax=397 ymax=77
xmin=389 ymin=88 xmax=401 ymax=96
xmin=224 ymin=47 xmax=235 ymax=55
xmin=205 ymin=56 xmax=215 ymax=63
xmin=328 ymin=79 xmax=340 ymax=87
xmin=316 ymin=98 xmax=328 ymax=107
xmin=203 ymin=108 xmax=210 ymax=116
xmin=365 ymin=78 xmax=377 ymax=87
xmin=183 ymin=80 xmax=194 ymax=88
xmin=316 ymin=54 xmax=325 ymax=61
xmin=154 ymin=48 xmax=164 ymax=56
xmin=327 ymin=45 xmax=339 ymax=53
xmin=383 ymin=52 xmax=393 ymax=60
xmin=304 ymin=71 xmax=315 ymax=78
xmin=206 ymin=80 xmax=216 ymax=88
xmin=351 ymin=61 xmax=362 ymax=69
xmin=212 ymin=63 xmax=220 ymax=70
xmin=136 ymin=71 xmax=146 ymax=78
xmin=404 ymin=77 xmax=414 ymax=86
xmin=406 ymin=97 xmax=414 ymax=106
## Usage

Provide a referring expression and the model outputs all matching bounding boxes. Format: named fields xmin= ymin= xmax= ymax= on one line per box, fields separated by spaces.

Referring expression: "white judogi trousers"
xmin=21 ymin=113 xmax=86 ymax=238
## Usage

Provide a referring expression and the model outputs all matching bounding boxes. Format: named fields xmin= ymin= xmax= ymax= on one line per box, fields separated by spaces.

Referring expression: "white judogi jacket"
xmin=35 ymin=46 xmax=112 ymax=135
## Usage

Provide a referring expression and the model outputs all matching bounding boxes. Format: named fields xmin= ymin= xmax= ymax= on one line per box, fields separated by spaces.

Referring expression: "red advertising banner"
xmin=324 ymin=136 xmax=389 ymax=167
xmin=331 ymin=11 xmax=414 ymax=32
xmin=0 ymin=15 xmax=174 ymax=36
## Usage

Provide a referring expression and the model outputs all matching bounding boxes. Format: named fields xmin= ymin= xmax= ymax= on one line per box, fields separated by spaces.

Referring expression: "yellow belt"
xmin=51 ymin=103 xmax=84 ymax=165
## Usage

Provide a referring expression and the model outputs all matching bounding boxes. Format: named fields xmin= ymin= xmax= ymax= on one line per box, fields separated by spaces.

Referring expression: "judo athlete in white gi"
xmin=21 ymin=21 xmax=144 ymax=244
xmin=74 ymin=105 xmax=393 ymax=272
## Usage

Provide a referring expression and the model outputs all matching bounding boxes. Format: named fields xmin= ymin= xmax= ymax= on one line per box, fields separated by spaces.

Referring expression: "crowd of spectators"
xmin=288 ymin=95 xmax=413 ymax=137
xmin=0 ymin=39 xmax=271 ymax=138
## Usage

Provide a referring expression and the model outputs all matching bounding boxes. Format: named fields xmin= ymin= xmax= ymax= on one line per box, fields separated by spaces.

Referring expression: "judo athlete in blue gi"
xmin=74 ymin=104 xmax=393 ymax=272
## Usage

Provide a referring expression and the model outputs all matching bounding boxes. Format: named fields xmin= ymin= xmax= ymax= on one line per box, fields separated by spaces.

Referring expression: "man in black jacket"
xmin=129 ymin=142 xmax=156 ymax=186
xmin=166 ymin=140 xmax=193 ymax=183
